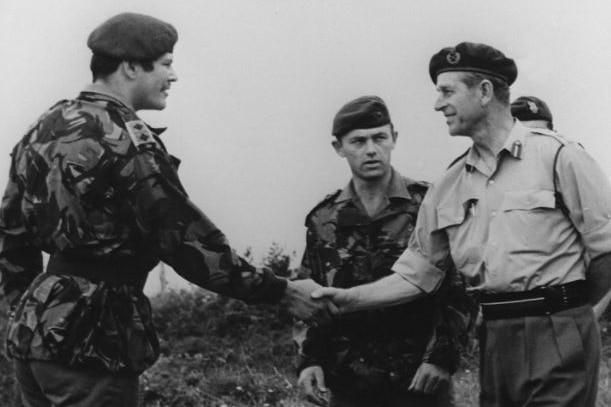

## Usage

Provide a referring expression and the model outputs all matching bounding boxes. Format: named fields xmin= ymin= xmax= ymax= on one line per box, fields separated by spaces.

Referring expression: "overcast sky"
xmin=2 ymin=0 xmax=610 ymax=292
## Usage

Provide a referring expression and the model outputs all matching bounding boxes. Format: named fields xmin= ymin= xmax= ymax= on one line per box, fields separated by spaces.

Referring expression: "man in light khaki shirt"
xmin=313 ymin=42 xmax=611 ymax=407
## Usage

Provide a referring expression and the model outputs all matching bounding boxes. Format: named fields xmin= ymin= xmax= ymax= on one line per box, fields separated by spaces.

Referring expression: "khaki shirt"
xmin=394 ymin=120 xmax=611 ymax=293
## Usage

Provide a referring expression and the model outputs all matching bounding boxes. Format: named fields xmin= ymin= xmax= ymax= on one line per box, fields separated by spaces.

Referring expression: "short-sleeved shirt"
xmin=0 ymin=91 xmax=286 ymax=373
xmin=393 ymin=120 xmax=611 ymax=293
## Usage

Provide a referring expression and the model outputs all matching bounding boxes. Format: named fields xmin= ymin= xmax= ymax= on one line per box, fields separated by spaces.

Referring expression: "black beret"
xmin=511 ymin=96 xmax=553 ymax=123
xmin=332 ymin=96 xmax=391 ymax=138
xmin=87 ymin=12 xmax=178 ymax=60
xmin=429 ymin=42 xmax=517 ymax=85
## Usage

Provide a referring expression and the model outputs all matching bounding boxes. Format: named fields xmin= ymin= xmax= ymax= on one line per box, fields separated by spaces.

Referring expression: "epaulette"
xmin=304 ymin=189 xmax=341 ymax=226
xmin=528 ymin=128 xmax=568 ymax=146
xmin=446 ymin=148 xmax=470 ymax=170
xmin=124 ymin=119 xmax=160 ymax=150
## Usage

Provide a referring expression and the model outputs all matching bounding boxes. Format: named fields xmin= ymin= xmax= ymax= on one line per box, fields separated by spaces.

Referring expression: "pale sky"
xmin=2 ymin=0 xmax=611 ymax=293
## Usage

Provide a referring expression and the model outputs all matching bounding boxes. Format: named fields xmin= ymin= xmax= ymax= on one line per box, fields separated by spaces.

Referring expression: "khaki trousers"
xmin=479 ymin=304 xmax=600 ymax=407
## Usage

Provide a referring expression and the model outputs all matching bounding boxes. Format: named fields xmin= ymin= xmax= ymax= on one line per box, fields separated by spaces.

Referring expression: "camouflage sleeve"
xmin=421 ymin=263 xmax=477 ymax=373
xmin=293 ymin=224 xmax=330 ymax=373
xmin=0 ymin=146 xmax=44 ymax=309
xmin=119 ymin=145 xmax=286 ymax=304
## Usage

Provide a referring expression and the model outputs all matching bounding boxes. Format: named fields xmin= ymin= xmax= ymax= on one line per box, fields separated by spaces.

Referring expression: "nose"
xmin=169 ymin=67 xmax=178 ymax=82
xmin=365 ymin=139 xmax=377 ymax=156
xmin=434 ymin=94 xmax=445 ymax=112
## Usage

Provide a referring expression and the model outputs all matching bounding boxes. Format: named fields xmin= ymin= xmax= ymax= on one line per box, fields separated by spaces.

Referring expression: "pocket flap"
xmin=437 ymin=202 xmax=467 ymax=229
xmin=502 ymin=189 xmax=555 ymax=211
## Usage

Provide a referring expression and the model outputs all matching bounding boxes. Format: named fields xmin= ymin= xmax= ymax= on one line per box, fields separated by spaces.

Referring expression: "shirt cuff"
xmin=392 ymin=249 xmax=445 ymax=294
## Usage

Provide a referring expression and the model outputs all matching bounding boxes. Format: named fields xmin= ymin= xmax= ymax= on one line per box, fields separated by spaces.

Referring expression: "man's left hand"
xmin=408 ymin=362 xmax=449 ymax=394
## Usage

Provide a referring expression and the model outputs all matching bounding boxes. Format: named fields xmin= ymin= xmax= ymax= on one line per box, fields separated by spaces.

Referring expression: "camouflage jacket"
xmin=294 ymin=170 xmax=476 ymax=395
xmin=0 ymin=91 xmax=287 ymax=373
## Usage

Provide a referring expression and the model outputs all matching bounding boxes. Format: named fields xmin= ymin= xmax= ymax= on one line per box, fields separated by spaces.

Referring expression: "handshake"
xmin=281 ymin=279 xmax=350 ymax=324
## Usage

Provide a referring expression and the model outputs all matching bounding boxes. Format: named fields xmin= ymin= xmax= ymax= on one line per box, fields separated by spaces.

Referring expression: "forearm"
xmin=343 ymin=273 xmax=425 ymax=313
xmin=587 ymin=252 xmax=611 ymax=315
xmin=586 ymin=252 xmax=611 ymax=304
xmin=130 ymin=169 xmax=286 ymax=303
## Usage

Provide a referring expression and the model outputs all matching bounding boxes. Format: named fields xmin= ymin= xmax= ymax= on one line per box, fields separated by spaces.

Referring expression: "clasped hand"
xmin=283 ymin=279 xmax=342 ymax=324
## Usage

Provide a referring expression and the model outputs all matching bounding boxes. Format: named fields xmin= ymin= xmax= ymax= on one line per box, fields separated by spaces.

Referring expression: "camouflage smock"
xmin=294 ymin=170 xmax=476 ymax=396
xmin=0 ymin=91 xmax=287 ymax=374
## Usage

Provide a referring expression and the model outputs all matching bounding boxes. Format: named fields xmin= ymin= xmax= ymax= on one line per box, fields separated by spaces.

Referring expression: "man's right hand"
xmin=298 ymin=365 xmax=329 ymax=406
xmin=310 ymin=286 xmax=354 ymax=313
xmin=282 ymin=279 xmax=339 ymax=324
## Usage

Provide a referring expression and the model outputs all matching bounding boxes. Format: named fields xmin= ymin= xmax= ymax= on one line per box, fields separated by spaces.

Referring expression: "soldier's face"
xmin=132 ymin=53 xmax=178 ymax=111
xmin=333 ymin=124 xmax=396 ymax=181
xmin=434 ymin=72 xmax=484 ymax=137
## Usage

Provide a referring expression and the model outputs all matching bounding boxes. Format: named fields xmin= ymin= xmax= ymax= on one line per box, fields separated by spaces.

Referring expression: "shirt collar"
xmin=464 ymin=119 xmax=529 ymax=172
xmin=334 ymin=168 xmax=411 ymax=204
xmin=78 ymin=89 xmax=167 ymax=136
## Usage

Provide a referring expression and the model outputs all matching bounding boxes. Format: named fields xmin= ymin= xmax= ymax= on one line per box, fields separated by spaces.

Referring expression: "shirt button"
xmin=488 ymin=179 xmax=495 ymax=185
xmin=491 ymin=211 xmax=497 ymax=217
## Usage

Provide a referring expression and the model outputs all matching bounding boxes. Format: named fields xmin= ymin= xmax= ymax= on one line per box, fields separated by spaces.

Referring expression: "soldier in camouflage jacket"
xmin=295 ymin=96 xmax=476 ymax=407
xmin=0 ymin=12 xmax=330 ymax=407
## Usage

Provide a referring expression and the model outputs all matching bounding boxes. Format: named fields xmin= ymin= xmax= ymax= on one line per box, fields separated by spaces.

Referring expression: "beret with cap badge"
xmin=87 ymin=12 xmax=178 ymax=61
xmin=429 ymin=41 xmax=517 ymax=85
xmin=511 ymin=96 xmax=553 ymax=123
xmin=332 ymin=96 xmax=391 ymax=138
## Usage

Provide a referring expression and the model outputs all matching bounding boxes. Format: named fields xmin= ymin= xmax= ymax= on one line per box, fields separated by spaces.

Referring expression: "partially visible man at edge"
xmin=294 ymin=96 xmax=476 ymax=407
xmin=510 ymin=95 xmax=554 ymax=130
xmin=0 ymin=12 xmax=333 ymax=407
xmin=312 ymin=42 xmax=611 ymax=407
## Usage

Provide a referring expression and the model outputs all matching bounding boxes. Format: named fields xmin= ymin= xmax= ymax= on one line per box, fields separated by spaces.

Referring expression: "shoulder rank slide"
xmin=125 ymin=119 xmax=157 ymax=149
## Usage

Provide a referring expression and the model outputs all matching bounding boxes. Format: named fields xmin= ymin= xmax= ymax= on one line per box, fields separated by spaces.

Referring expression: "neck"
xmin=470 ymin=108 xmax=515 ymax=160
xmin=352 ymin=169 xmax=393 ymax=201
xmin=85 ymin=80 xmax=134 ymax=110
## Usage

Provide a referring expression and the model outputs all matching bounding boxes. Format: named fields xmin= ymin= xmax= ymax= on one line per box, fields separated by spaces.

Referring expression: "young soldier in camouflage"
xmin=295 ymin=96 xmax=476 ymax=407
xmin=0 ymin=12 xmax=332 ymax=407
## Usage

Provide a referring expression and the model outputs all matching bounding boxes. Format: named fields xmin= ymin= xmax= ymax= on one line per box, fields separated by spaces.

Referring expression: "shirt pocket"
xmin=437 ymin=200 xmax=471 ymax=230
xmin=501 ymin=189 xmax=556 ymax=212
xmin=500 ymin=189 xmax=558 ymax=249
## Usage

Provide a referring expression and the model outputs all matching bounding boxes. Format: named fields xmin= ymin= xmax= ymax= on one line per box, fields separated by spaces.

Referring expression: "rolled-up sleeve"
xmin=392 ymin=187 xmax=452 ymax=293
xmin=393 ymin=248 xmax=445 ymax=293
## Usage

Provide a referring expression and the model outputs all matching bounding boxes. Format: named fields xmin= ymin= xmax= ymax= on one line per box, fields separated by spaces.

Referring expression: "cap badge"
xmin=527 ymin=101 xmax=539 ymax=114
xmin=446 ymin=50 xmax=461 ymax=65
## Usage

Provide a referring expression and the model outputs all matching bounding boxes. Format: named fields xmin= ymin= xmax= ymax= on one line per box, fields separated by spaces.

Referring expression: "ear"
xmin=392 ymin=129 xmax=398 ymax=144
xmin=479 ymin=80 xmax=494 ymax=106
xmin=120 ymin=61 xmax=139 ymax=80
xmin=332 ymin=139 xmax=346 ymax=158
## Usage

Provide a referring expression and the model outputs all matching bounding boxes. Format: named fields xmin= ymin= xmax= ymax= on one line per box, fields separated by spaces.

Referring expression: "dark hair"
xmin=90 ymin=54 xmax=155 ymax=81
xmin=459 ymin=72 xmax=510 ymax=105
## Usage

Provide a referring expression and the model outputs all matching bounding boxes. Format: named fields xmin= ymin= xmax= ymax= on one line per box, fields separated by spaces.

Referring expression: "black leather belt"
xmin=47 ymin=253 xmax=155 ymax=286
xmin=480 ymin=280 xmax=588 ymax=320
